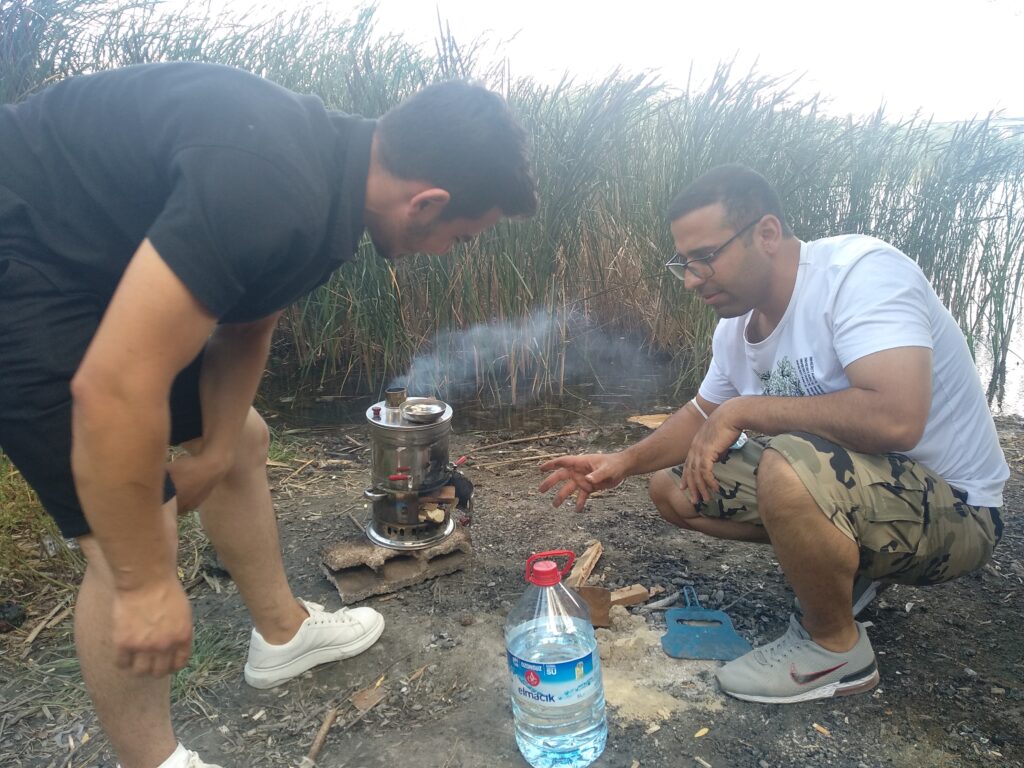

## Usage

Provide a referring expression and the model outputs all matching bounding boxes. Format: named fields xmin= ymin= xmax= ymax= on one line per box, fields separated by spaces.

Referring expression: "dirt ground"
xmin=2 ymin=413 xmax=1022 ymax=768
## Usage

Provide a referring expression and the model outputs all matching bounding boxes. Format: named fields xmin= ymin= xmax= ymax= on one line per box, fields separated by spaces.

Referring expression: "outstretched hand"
xmin=538 ymin=453 xmax=629 ymax=513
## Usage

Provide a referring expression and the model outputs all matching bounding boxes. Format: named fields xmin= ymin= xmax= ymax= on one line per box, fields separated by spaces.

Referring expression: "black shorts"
xmin=0 ymin=256 xmax=204 ymax=538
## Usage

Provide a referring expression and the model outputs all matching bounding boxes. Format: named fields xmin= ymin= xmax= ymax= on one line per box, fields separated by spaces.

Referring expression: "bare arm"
xmin=683 ymin=346 xmax=932 ymax=503
xmin=72 ymin=239 xmax=217 ymax=585
xmin=169 ymin=312 xmax=280 ymax=512
xmin=538 ymin=396 xmax=715 ymax=511
xmin=70 ymin=239 xmax=217 ymax=675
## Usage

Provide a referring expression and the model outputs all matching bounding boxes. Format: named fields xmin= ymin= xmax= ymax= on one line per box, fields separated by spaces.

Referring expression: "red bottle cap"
xmin=529 ymin=561 xmax=560 ymax=586
xmin=525 ymin=550 xmax=575 ymax=586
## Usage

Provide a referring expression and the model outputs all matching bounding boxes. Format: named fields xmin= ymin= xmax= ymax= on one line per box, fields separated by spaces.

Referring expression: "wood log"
xmin=610 ymin=584 xmax=650 ymax=607
xmin=577 ymin=586 xmax=611 ymax=628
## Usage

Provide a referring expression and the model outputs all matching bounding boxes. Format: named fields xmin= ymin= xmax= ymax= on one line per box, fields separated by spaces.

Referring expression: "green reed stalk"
xmin=3 ymin=0 xmax=1022 ymax=403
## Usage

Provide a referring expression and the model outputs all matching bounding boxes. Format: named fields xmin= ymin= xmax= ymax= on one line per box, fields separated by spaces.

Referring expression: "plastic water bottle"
xmin=505 ymin=550 xmax=607 ymax=767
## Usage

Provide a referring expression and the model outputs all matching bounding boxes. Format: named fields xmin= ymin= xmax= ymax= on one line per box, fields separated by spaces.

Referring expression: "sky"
xmin=356 ymin=0 xmax=1024 ymax=122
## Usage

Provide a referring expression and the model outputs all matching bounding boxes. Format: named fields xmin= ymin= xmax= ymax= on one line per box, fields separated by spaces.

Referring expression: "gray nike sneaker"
xmin=716 ymin=614 xmax=879 ymax=704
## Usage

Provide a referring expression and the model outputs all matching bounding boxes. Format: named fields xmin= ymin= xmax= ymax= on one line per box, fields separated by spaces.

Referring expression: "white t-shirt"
xmin=698 ymin=234 xmax=1008 ymax=508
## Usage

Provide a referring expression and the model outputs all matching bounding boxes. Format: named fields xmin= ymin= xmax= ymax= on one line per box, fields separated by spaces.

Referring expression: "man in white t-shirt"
xmin=539 ymin=164 xmax=1007 ymax=704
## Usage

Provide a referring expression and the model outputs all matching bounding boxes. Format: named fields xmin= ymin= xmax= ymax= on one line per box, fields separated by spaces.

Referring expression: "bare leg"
xmin=649 ymin=469 xmax=771 ymax=543
xmin=76 ymin=520 xmax=178 ymax=768
xmin=756 ymin=449 xmax=860 ymax=651
xmin=187 ymin=408 xmax=306 ymax=643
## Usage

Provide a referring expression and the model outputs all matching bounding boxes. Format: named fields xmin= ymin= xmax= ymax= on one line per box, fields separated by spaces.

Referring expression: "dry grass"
xmin=0 ymin=454 xmax=244 ymax=762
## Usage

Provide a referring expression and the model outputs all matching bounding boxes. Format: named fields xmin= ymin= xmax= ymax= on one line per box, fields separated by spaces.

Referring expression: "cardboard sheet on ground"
xmin=627 ymin=413 xmax=670 ymax=429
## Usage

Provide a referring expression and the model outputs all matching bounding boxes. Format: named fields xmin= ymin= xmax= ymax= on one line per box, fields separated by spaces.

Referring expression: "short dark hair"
xmin=667 ymin=164 xmax=793 ymax=237
xmin=377 ymin=81 xmax=537 ymax=220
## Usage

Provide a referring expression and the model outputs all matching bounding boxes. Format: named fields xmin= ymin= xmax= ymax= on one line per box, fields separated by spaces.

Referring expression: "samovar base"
xmin=366 ymin=515 xmax=457 ymax=551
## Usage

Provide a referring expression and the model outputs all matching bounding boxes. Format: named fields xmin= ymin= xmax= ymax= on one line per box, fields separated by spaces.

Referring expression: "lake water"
xmin=269 ymin=337 xmax=1023 ymax=434
xmin=977 ymin=329 xmax=1024 ymax=419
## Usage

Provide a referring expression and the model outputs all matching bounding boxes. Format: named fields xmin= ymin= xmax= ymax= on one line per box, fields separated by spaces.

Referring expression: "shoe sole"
xmin=243 ymin=615 xmax=386 ymax=689
xmin=722 ymin=667 xmax=880 ymax=704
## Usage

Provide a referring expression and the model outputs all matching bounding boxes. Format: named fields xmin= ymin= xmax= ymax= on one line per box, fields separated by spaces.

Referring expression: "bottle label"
xmin=507 ymin=650 xmax=598 ymax=706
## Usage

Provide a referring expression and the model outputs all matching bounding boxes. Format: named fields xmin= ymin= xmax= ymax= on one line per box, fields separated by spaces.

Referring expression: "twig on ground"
xmin=475 ymin=452 xmax=565 ymax=470
xmin=471 ymin=430 xmax=582 ymax=453
xmin=639 ymin=591 xmax=680 ymax=611
xmin=21 ymin=596 xmax=72 ymax=658
xmin=45 ymin=604 xmax=73 ymax=629
xmin=280 ymin=459 xmax=316 ymax=485
xmin=346 ymin=509 xmax=366 ymax=533
xmin=441 ymin=738 xmax=462 ymax=768
xmin=299 ymin=706 xmax=338 ymax=767
xmin=721 ymin=586 xmax=760 ymax=612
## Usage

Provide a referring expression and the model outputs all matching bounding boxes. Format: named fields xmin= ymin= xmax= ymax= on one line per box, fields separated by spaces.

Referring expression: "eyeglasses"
xmin=665 ymin=217 xmax=762 ymax=282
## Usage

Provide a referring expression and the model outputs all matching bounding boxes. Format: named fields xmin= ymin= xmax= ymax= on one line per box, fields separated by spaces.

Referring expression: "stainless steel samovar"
xmin=363 ymin=387 xmax=471 ymax=550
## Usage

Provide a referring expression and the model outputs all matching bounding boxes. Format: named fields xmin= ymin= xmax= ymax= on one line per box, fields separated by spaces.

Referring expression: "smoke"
xmin=388 ymin=308 xmax=664 ymax=404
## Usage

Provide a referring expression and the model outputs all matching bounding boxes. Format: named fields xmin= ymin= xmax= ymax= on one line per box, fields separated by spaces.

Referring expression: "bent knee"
xmin=232 ymin=408 xmax=270 ymax=472
xmin=754 ymin=446 xmax=809 ymax=511
xmin=649 ymin=469 xmax=700 ymax=528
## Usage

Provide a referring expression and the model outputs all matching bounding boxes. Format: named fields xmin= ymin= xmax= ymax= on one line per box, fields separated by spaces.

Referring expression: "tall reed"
xmin=4 ymin=0 xmax=1022 ymax=404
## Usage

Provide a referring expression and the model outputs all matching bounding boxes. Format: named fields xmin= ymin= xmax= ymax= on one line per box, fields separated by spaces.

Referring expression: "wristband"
xmin=690 ymin=398 xmax=710 ymax=421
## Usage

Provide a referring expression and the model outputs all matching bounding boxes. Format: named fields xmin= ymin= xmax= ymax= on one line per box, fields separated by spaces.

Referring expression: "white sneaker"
xmin=145 ymin=743 xmax=223 ymax=768
xmin=243 ymin=598 xmax=385 ymax=689
xmin=184 ymin=751 xmax=224 ymax=768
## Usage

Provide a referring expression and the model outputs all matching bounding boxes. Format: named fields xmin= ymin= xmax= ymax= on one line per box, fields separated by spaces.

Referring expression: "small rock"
xmin=0 ymin=601 xmax=27 ymax=633
xmin=964 ymin=667 xmax=977 ymax=677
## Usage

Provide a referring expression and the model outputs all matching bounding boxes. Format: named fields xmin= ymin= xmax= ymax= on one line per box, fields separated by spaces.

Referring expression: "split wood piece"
xmin=417 ymin=485 xmax=457 ymax=504
xmin=577 ymin=586 xmax=611 ymax=628
xmin=567 ymin=541 xmax=603 ymax=588
xmin=321 ymin=526 xmax=472 ymax=604
xmin=610 ymin=584 xmax=650 ymax=607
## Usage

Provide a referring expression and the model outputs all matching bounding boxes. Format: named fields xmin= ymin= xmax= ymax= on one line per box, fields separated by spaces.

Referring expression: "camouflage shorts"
xmin=671 ymin=432 xmax=1003 ymax=586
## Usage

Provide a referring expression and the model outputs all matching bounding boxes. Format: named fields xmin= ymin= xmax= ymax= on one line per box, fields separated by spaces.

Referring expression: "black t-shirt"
xmin=0 ymin=62 xmax=374 ymax=322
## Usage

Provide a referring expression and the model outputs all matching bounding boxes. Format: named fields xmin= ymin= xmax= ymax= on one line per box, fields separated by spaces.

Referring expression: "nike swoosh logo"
xmin=790 ymin=661 xmax=848 ymax=685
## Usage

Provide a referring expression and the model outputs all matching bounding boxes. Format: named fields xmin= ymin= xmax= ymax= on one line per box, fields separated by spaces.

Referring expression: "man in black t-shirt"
xmin=0 ymin=63 xmax=536 ymax=768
